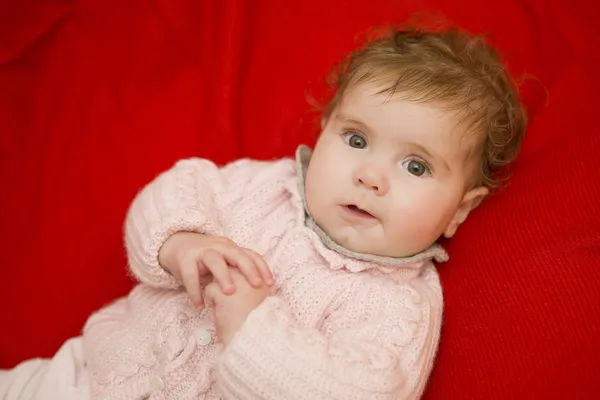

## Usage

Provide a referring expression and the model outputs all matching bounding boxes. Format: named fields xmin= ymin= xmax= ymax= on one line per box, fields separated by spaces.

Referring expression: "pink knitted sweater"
xmin=82 ymin=146 xmax=449 ymax=400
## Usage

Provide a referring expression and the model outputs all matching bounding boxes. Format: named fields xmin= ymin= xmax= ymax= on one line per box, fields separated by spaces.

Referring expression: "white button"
xmin=154 ymin=375 xmax=165 ymax=391
xmin=195 ymin=329 xmax=212 ymax=346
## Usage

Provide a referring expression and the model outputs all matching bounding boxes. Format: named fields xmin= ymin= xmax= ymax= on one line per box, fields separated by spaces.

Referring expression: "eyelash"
xmin=341 ymin=128 xmax=367 ymax=141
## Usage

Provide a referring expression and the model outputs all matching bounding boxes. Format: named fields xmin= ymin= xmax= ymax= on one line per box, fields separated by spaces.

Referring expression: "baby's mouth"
xmin=344 ymin=204 xmax=375 ymax=218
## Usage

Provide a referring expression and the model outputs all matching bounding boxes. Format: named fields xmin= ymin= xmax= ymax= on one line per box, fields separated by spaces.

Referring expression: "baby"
xmin=0 ymin=27 xmax=526 ymax=400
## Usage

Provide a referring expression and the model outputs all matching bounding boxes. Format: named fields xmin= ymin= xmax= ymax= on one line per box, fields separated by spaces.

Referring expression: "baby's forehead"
xmin=341 ymin=84 xmax=478 ymax=133
xmin=341 ymin=82 xmax=468 ymax=117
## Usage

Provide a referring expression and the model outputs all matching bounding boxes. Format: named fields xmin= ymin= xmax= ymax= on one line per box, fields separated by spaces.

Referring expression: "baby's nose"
xmin=356 ymin=168 xmax=389 ymax=195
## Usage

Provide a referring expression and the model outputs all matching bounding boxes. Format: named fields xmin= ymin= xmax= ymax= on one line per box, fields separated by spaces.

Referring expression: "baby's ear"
xmin=443 ymin=186 xmax=489 ymax=238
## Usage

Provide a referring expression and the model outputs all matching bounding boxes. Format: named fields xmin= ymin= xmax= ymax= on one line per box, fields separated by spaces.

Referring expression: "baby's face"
xmin=304 ymin=83 xmax=487 ymax=257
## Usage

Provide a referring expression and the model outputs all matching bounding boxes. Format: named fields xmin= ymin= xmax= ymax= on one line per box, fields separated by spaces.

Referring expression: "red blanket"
xmin=1 ymin=0 xmax=599 ymax=398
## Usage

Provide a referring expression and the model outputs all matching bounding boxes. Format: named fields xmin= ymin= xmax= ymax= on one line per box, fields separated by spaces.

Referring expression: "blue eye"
xmin=345 ymin=134 xmax=367 ymax=149
xmin=402 ymin=159 xmax=430 ymax=177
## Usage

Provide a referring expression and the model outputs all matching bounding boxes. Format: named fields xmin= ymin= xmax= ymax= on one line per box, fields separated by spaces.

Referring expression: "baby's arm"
xmin=124 ymin=158 xmax=285 ymax=289
xmin=216 ymin=274 xmax=442 ymax=400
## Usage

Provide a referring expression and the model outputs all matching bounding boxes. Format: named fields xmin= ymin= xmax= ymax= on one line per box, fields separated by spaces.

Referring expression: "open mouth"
xmin=344 ymin=204 xmax=375 ymax=218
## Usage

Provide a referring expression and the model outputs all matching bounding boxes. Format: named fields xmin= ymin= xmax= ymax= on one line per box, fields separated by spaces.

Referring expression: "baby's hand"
xmin=204 ymin=268 xmax=272 ymax=346
xmin=158 ymin=232 xmax=273 ymax=308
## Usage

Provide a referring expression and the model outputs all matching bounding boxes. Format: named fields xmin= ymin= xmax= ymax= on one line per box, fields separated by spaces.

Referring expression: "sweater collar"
xmin=294 ymin=145 xmax=448 ymax=270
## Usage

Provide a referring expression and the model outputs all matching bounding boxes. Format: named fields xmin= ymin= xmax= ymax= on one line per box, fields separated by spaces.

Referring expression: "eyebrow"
xmin=337 ymin=114 xmax=372 ymax=133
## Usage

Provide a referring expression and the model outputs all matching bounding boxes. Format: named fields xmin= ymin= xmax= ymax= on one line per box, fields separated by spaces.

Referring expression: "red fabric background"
xmin=1 ymin=0 xmax=599 ymax=398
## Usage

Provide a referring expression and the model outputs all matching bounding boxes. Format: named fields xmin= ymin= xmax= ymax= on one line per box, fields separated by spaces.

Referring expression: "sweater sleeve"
xmin=124 ymin=157 xmax=285 ymax=289
xmin=216 ymin=276 xmax=443 ymax=400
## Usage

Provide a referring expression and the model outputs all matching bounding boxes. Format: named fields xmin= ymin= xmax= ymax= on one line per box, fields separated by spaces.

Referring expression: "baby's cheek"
xmin=386 ymin=205 xmax=441 ymax=244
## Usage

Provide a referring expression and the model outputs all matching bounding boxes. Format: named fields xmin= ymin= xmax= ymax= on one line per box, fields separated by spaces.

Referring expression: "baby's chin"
xmin=327 ymin=227 xmax=430 ymax=258
xmin=326 ymin=228 xmax=388 ymax=257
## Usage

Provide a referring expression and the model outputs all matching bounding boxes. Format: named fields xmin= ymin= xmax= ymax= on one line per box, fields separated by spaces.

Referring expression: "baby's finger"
xmin=202 ymin=249 xmax=236 ymax=294
xmin=203 ymin=282 xmax=219 ymax=307
xmin=246 ymin=249 xmax=273 ymax=286
xmin=180 ymin=260 xmax=203 ymax=308
xmin=222 ymin=248 xmax=263 ymax=288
